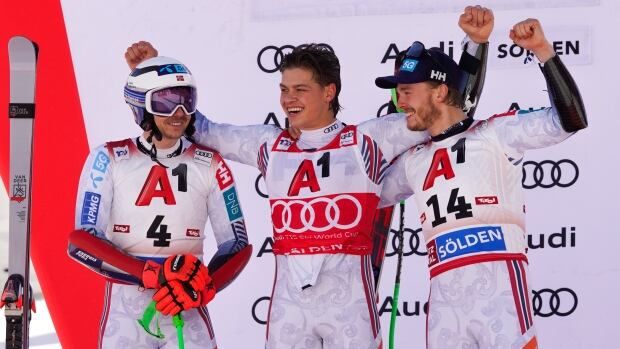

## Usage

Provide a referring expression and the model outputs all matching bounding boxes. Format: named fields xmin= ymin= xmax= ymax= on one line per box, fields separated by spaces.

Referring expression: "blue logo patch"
xmin=223 ymin=187 xmax=242 ymax=221
xmin=81 ymin=192 xmax=102 ymax=226
xmin=158 ymin=64 xmax=189 ymax=75
xmin=92 ymin=151 xmax=110 ymax=173
xmin=434 ymin=226 xmax=507 ymax=262
xmin=90 ymin=173 xmax=103 ymax=189
xmin=517 ymin=107 xmax=546 ymax=115
xmin=400 ymin=59 xmax=419 ymax=72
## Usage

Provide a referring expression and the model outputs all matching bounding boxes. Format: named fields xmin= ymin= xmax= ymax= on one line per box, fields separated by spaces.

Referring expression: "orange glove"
xmin=142 ymin=254 xmax=211 ymax=291
xmin=153 ymin=280 xmax=202 ymax=316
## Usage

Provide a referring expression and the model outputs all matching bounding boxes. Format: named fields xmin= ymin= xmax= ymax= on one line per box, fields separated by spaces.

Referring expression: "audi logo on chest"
xmin=272 ymin=195 xmax=362 ymax=233
xmin=532 ymin=287 xmax=578 ymax=317
xmin=257 ymin=43 xmax=335 ymax=73
xmin=522 ymin=159 xmax=579 ymax=189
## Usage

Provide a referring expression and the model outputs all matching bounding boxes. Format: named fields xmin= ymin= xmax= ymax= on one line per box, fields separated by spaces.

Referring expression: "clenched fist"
xmin=125 ymin=41 xmax=158 ymax=70
xmin=458 ymin=5 xmax=494 ymax=44
xmin=509 ymin=18 xmax=555 ymax=63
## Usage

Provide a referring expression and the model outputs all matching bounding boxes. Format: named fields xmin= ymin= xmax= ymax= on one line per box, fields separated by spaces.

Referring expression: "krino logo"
xmin=528 ymin=226 xmax=576 ymax=250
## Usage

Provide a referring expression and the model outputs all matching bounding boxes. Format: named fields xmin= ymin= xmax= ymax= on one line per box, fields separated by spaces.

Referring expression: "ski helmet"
xmin=124 ymin=56 xmax=197 ymax=129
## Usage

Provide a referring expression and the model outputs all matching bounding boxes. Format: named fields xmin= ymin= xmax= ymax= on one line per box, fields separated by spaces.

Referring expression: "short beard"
xmin=406 ymin=95 xmax=440 ymax=131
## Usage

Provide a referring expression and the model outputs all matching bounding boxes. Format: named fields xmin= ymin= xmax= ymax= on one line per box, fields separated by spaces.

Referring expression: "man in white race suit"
xmin=68 ymin=56 xmax=252 ymax=348
xmin=375 ymin=18 xmax=587 ymax=348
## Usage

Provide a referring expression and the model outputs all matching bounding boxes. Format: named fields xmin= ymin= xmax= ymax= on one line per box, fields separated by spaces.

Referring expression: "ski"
xmin=1 ymin=36 xmax=38 ymax=349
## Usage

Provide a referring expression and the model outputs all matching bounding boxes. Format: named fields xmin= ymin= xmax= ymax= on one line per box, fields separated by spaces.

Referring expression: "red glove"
xmin=153 ymin=280 xmax=202 ymax=316
xmin=142 ymin=254 xmax=211 ymax=291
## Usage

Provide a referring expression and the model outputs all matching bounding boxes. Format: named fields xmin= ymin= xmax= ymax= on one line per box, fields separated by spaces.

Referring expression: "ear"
xmin=324 ymin=83 xmax=337 ymax=102
xmin=434 ymin=84 xmax=449 ymax=103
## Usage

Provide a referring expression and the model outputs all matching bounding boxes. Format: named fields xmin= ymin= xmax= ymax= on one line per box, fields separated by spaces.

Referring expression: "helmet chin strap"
xmin=144 ymin=124 xmax=168 ymax=168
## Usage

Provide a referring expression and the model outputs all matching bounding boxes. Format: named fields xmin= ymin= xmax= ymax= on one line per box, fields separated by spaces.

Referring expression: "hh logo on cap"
xmin=400 ymin=59 xmax=418 ymax=72
xmin=430 ymin=70 xmax=446 ymax=82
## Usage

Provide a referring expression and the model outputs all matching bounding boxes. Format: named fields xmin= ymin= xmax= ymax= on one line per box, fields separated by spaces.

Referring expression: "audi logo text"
xmin=522 ymin=159 xmax=579 ymax=189
xmin=257 ymin=43 xmax=335 ymax=73
xmin=532 ymin=288 xmax=578 ymax=317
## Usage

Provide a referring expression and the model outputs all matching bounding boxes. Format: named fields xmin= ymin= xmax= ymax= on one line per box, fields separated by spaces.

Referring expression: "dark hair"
xmin=426 ymin=81 xmax=464 ymax=109
xmin=280 ymin=44 xmax=342 ymax=117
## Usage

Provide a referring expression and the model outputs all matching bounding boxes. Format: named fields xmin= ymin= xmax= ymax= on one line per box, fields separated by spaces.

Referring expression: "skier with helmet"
xmin=67 ymin=56 xmax=252 ymax=348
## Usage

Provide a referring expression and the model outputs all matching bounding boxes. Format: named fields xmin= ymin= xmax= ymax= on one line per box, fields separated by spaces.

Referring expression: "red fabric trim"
xmin=429 ymin=253 xmax=527 ymax=278
xmin=507 ymin=260 xmax=527 ymax=334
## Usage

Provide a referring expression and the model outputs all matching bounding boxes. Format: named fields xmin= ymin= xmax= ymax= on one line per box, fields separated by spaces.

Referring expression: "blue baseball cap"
xmin=375 ymin=41 xmax=465 ymax=90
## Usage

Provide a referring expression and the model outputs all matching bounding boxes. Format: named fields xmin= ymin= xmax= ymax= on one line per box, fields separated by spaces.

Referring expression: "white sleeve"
xmin=357 ymin=113 xmax=430 ymax=162
xmin=74 ymin=144 xmax=113 ymax=239
xmin=489 ymin=107 xmax=574 ymax=158
xmin=192 ymin=111 xmax=281 ymax=168
xmin=205 ymin=155 xmax=248 ymax=249
xmin=379 ymin=153 xmax=414 ymax=208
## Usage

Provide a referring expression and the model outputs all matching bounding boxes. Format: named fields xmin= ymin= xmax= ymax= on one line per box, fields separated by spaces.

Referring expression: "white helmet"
xmin=124 ymin=56 xmax=197 ymax=129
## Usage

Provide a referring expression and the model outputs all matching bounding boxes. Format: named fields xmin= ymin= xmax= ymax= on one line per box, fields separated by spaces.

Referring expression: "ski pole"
xmin=389 ymin=201 xmax=405 ymax=349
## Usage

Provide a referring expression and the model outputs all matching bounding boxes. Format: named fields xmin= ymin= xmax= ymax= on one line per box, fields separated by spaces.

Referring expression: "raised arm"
xmin=457 ymin=5 xmax=493 ymax=118
xmin=192 ymin=111 xmax=280 ymax=167
xmin=491 ymin=18 xmax=587 ymax=156
xmin=511 ymin=18 xmax=587 ymax=132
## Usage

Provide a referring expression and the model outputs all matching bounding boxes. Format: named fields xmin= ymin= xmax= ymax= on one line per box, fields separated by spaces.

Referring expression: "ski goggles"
xmin=145 ymin=86 xmax=197 ymax=117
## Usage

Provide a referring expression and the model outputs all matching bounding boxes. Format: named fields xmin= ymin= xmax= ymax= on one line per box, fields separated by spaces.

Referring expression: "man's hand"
xmin=153 ymin=280 xmax=203 ymax=316
xmin=509 ymin=18 xmax=555 ymax=63
xmin=141 ymin=254 xmax=212 ymax=292
xmin=458 ymin=5 xmax=494 ymax=44
xmin=125 ymin=41 xmax=158 ymax=70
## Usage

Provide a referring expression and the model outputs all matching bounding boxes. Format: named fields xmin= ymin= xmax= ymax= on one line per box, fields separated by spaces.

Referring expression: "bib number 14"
xmin=425 ymin=187 xmax=473 ymax=227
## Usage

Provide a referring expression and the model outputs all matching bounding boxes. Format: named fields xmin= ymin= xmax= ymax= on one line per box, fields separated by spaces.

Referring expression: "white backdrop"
xmin=58 ymin=0 xmax=618 ymax=347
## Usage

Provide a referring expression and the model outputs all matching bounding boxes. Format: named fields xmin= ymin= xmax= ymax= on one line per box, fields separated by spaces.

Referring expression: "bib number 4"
xmin=147 ymin=215 xmax=171 ymax=247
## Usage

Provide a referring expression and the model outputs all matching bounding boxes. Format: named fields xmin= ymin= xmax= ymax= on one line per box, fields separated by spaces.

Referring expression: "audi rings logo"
xmin=532 ymin=288 xmax=578 ymax=317
xmin=376 ymin=102 xmax=391 ymax=117
xmin=271 ymin=195 xmax=362 ymax=233
xmin=386 ymin=227 xmax=427 ymax=257
xmin=251 ymin=296 xmax=270 ymax=325
xmin=257 ymin=43 xmax=335 ymax=73
xmin=255 ymin=174 xmax=268 ymax=199
xmin=522 ymin=159 xmax=579 ymax=189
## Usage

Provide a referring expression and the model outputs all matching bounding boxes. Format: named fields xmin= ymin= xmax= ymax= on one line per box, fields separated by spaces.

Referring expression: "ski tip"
xmin=8 ymin=36 xmax=39 ymax=56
